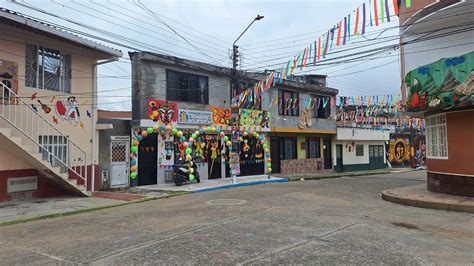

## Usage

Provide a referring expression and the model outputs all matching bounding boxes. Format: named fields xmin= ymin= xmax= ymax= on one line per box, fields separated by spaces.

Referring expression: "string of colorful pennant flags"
xmin=232 ymin=0 xmax=414 ymax=109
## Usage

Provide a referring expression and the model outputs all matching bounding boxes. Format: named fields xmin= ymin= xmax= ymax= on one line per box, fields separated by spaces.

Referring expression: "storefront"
xmin=130 ymin=100 xmax=271 ymax=186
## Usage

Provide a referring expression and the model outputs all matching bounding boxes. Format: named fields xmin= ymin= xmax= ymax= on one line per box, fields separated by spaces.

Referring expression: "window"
xmin=426 ymin=114 xmax=448 ymax=159
xmin=166 ymin=70 xmax=208 ymax=104
xmin=279 ymin=137 xmax=297 ymax=160
xmin=311 ymin=95 xmax=331 ymax=118
xmin=25 ymin=44 xmax=71 ymax=93
xmin=306 ymin=137 xmax=320 ymax=158
xmin=356 ymin=145 xmax=364 ymax=156
xmin=278 ymin=90 xmax=299 ymax=116
xmin=38 ymin=135 xmax=68 ymax=172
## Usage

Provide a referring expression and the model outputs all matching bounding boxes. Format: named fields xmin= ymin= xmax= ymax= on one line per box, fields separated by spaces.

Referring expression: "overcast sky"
xmin=4 ymin=0 xmax=402 ymax=110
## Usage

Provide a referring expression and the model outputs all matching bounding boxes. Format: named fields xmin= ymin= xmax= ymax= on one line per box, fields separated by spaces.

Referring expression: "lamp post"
xmin=232 ymin=14 xmax=264 ymax=99
xmin=230 ymin=15 xmax=264 ymax=184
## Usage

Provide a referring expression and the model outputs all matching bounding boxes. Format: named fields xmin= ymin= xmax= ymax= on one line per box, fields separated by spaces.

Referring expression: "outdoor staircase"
xmin=0 ymin=83 xmax=89 ymax=196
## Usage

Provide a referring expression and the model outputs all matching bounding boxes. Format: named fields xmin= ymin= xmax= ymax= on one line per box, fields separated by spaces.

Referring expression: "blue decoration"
xmin=136 ymin=135 xmax=143 ymax=141
xmin=199 ymin=128 xmax=204 ymax=134
xmin=131 ymin=159 xmax=137 ymax=165
xmin=417 ymin=66 xmax=430 ymax=75
xmin=445 ymin=56 xmax=465 ymax=66
xmin=159 ymin=125 xmax=166 ymax=131
xmin=216 ymin=127 xmax=221 ymax=133
xmin=180 ymin=136 xmax=187 ymax=142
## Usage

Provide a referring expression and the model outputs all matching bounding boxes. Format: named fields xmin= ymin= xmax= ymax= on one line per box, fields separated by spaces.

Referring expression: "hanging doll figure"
xmin=242 ymin=138 xmax=251 ymax=159
xmin=178 ymin=142 xmax=186 ymax=161
xmin=210 ymin=140 xmax=218 ymax=160
xmin=194 ymin=139 xmax=205 ymax=160
xmin=255 ymin=142 xmax=263 ymax=159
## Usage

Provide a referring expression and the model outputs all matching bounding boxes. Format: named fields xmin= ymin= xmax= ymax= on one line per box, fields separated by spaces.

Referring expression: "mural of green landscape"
xmin=405 ymin=51 xmax=473 ymax=112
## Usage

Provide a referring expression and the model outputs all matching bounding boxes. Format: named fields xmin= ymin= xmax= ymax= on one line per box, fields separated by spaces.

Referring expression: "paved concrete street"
xmin=0 ymin=171 xmax=473 ymax=265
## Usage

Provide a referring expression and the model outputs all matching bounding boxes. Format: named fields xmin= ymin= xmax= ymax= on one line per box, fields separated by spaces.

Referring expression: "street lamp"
xmin=232 ymin=15 xmax=264 ymax=98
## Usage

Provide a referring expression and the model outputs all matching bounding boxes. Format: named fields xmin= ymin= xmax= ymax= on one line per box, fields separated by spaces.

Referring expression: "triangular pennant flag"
xmin=385 ymin=0 xmax=391 ymax=22
xmin=336 ymin=21 xmax=342 ymax=46
xmin=317 ymin=37 xmax=321 ymax=61
xmin=347 ymin=13 xmax=351 ymax=40
xmin=362 ymin=3 xmax=367 ymax=34
xmin=393 ymin=0 xmax=399 ymax=15
xmin=374 ymin=0 xmax=379 ymax=26
xmin=406 ymin=0 xmax=411 ymax=8
xmin=380 ymin=0 xmax=385 ymax=23
xmin=330 ymin=26 xmax=336 ymax=50
xmin=343 ymin=17 xmax=347 ymax=45
xmin=369 ymin=0 xmax=373 ymax=26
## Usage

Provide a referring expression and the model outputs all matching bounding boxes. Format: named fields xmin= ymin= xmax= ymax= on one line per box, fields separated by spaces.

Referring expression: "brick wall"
xmin=428 ymin=172 xmax=474 ymax=197
xmin=281 ymin=158 xmax=328 ymax=175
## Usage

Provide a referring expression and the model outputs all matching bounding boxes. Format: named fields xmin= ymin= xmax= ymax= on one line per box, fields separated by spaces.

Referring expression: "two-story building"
xmin=262 ymin=75 xmax=338 ymax=175
xmin=0 ymin=8 xmax=122 ymax=201
xmin=399 ymin=0 xmax=473 ymax=196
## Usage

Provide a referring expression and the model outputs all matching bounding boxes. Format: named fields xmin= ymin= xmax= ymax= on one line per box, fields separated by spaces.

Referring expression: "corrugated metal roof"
xmin=0 ymin=7 xmax=122 ymax=57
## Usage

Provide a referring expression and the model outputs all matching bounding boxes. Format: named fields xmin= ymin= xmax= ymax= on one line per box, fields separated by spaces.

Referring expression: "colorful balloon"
xmin=183 ymin=142 xmax=189 ymax=148
xmin=133 ymin=140 xmax=139 ymax=146
xmin=195 ymin=130 xmax=200 ymax=136
xmin=165 ymin=125 xmax=172 ymax=131
xmin=189 ymin=137 xmax=194 ymax=143
xmin=141 ymin=130 xmax=148 ymax=137
xmin=243 ymin=131 xmax=248 ymax=136
xmin=153 ymin=125 xmax=159 ymax=133
xmin=192 ymin=133 xmax=197 ymax=139
xmin=223 ymin=136 xmax=229 ymax=142
xmin=211 ymin=127 xmax=216 ymax=132
xmin=131 ymin=146 xmax=138 ymax=153
xmin=189 ymin=168 xmax=194 ymax=174
xmin=219 ymin=131 xmax=225 ymax=138
xmin=267 ymin=162 xmax=272 ymax=168
xmin=267 ymin=168 xmax=272 ymax=173
xmin=136 ymin=135 xmax=143 ymax=141
xmin=263 ymin=143 xmax=268 ymax=149
xmin=189 ymin=174 xmax=195 ymax=181
xmin=186 ymin=154 xmax=192 ymax=161
xmin=266 ymin=158 xmax=271 ymax=162
xmin=160 ymin=125 xmax=166 ymax=131
xmin=131 ymin=159 xmax=137 ymax=165
xmin=180 ymin=136 xmax=187 ymax=142
xmin=130 ymin=165 xmax=137 ymax=172
xmin=147 ymin=127 xmax=153 ymax=134
xmin=185 ymin=147 xmax=192 ymax=154
xmin=207 ymin=126 xmax=211 ymax=132
xmin=176 ymin=130 xmax=183 ymax=137
xmin=130 ymin=172 xmax=137 ymax=179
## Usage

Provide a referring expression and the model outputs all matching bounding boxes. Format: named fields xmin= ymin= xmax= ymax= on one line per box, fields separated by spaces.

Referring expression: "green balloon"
xmin=267 ymin=162 xmax=272 ymax=168
xmin=131 ymin=146 xmax=138 ymax=153
xmin=223 ymin=136 xmax=229 ymax=142
xmin=189 ymin=174 xmax=195 ymax=181
xmin=207 ymin=126 xmax=211 ymax=132
xmin=263 ymin=143 xmax=268 ymax=149
xmin=172 ymin=128 xmax=178 ymax=134
xmin=186 ymin=147 xmax=192 ymax=154
xmin=192 ymin=133 xmax=197 ymax=139
xmin=130 ymin=172 xmax=137 ymax=179
xmin=147 ymin=127 xmax=153 ymax=134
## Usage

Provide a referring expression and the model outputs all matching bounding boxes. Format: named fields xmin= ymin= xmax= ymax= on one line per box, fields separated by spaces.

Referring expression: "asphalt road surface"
xmin=0 ymin=171 xmax=473 ymax=265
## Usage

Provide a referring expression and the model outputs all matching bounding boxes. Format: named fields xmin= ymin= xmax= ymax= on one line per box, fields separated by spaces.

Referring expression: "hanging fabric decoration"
xmin=406 ymin=0 xmax=411 ymax=8
xmin=343 ymin=17 xmax=347 ymax=45
xmin=362 ymin=3 xmax=367 ymax=34
xmin=324 ymin=30 xmax=330 ymax=57
xmin=354 ymin=7 xmax=360 ymax=35
xmin=393 ymin=0 xmax=399 ymax=15
xmin=369 ymin=0 xmax=373 ymax=26
xmin=317 ymin=37 xmax=321 ymax=61
xmin=330 ymin=26 xmax=336 ymax=50
xmin=385 ymin=0 xmax=391 ymax=22
xmin=380 ymin=0 xmax=385 ymax=23
xmin=347 ymin=14 xmax=351 ymax=40
xmin=309 ymin=43 xmax=313 ymax=65
xmin=336 ymin=21 xmax=342 ymax=46
xmin=374 ymin=0 xmax=379 ymax=26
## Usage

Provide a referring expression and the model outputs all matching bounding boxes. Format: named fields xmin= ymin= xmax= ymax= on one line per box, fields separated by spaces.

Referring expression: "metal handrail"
xmin=0 ymin=83 xmax=88 ymax=188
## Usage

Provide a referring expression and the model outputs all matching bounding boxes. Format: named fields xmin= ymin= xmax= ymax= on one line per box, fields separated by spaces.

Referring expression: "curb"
xmin=381 ymin=190 xmax=474 ymax=213
xmin=286 ymin=169 xmax=394 ymax=182
xmin=193 ymin=179 xmax=288 ymax=193
xmin=0 ymin=192 xmax=188 ymax=227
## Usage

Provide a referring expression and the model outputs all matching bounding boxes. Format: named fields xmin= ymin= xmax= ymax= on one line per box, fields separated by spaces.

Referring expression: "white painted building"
xmin=332 ymin=127 xmax=390 ymax=172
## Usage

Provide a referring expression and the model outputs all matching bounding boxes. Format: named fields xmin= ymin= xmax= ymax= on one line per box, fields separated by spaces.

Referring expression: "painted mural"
xmin=413 ymin=135 xmax=426 ymax=168
xmin=56 ymin=96 xmax=80 ymax=125
xmin=0 ymin=59 xmax=18 ymax=95
xmin=210 ymin=106 xmax=231 ymax=126
xmin=388 ymin=137 xmax=410 ymax=165
xmin=239 ymin=109 xmax=271 ymax=129
xmin=405 ymin=51 xmax=474 ymax=112
xmin=147 ymin=99 xmax=178 ymax=124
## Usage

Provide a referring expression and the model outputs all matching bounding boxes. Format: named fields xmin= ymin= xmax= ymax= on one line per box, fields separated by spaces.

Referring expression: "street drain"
xmin=206 ymin=199 xmax=247 ymax=206
xmin=391 ymin=222 xmax=419 ymax=230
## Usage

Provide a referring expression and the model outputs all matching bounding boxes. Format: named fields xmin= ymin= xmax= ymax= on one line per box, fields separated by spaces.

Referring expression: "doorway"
xmin=323 ymin=138 xmax=332 ymax=169
xmin=110 ymin=136 xmax=129 ymax=188
xmin=137 ymin=133 xmax=158 ymax=186
xmin=369 ymin=145 xmax=385 ymax=169
xmin=335 ymin=144 xmax=343 ymax=172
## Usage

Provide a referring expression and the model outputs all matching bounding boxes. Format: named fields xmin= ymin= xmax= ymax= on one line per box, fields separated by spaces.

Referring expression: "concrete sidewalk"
xmin=135 ymin=175 xmax=287 ymax=193
xmin=0 ymin=196 xmax=128 ymax=225
xmin=382 ymin=184 xmax=474 ymax=213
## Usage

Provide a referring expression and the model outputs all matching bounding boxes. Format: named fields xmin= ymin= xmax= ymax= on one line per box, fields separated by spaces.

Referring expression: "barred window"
xmin=25 ymin=44 xmax=71 ymax=93
xmin=426 ymin=114 xmax=448 ymax=159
